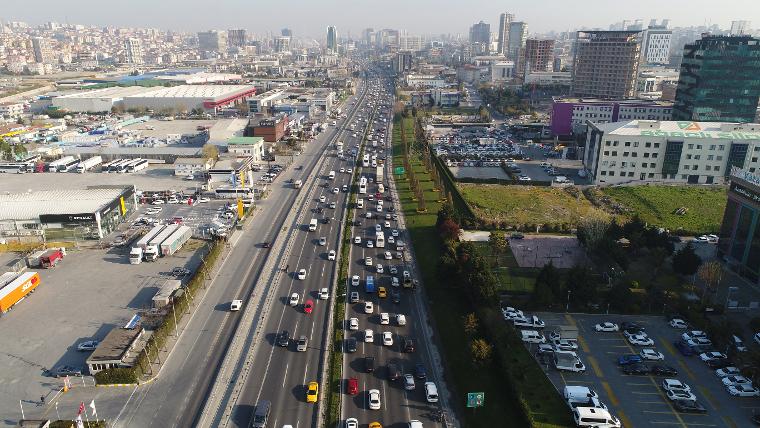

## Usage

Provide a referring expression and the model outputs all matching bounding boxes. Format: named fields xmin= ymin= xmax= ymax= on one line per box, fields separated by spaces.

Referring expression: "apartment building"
xmin=572 ymin=31 xmax=642 ymax=99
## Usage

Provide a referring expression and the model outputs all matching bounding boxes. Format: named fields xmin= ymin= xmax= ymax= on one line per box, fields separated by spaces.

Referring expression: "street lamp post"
xmin=566 ymin=290 xmax=571 ymax=312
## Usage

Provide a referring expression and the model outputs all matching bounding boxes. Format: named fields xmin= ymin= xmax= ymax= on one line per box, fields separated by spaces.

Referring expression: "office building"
xmin=363 ymin=28 xmax=375 ymax=46
xmin=718 ymin=167 xmax=760 ymax=283
xmin=583 ymin=120 xmax=760 ymax=185
xmin=469 ymin=21 xmax=491 ymax=55
xmin=326 ymin=26 xmax=338 ymax=52
xmin=730 ymin=20 xmax=751 ymax=36
xmin=508 ymin=22 xmax=528 ymax=61
xmin=274 ymin=36 xmax=291 ymax=53
xmin=497 ymin=12 xmax=514 ymax=56
xmin=673 ymin=35 xmax=760 ymax=124
xmin=641 ymin=24 xmax=672 ymax=64
xmin=123 ymin=38 xmax=144 ymax=64
xmin=400 ymin=35 xmax=424 ymax=52
xmin=32 ymin=37 xmax=54 ymax=63
xmin=522 ymin=39 xmax=555 ymax=74
xmin=572 ymin=31 xmax=642 ymax=99
xmin=227 ymin=29 xmax=246 ymax=47
xmin=393 ymin=51 xmax=413 ymax=74
xmin=198 ymin=30 xmax=228 ymax=54
xmin=551 ymin=98 xmax=673 ymax=137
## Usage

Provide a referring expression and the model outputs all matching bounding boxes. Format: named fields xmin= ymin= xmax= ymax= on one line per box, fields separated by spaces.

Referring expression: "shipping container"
xmin=148 ymin=224 xmax=179 ymax=252
xmin=160 ymin=225 xmax=192 ymax=256
xmin=0 ymin=272 xmax=41 ymax=313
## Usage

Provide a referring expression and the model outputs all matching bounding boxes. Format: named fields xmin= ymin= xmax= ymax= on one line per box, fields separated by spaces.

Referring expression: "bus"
xmin=365 ymin=275 xmax=376 ymax=293
xmin=101 ymin=159 xmax=120 ymax=173
xmin=56 ymin=158 xmax=80 ymax=172
xmin=375 ymin=232 xmax=385 ymax=248
xmin=215 ymin=187 xmax=253 ymax=199
xmin=0 ymin=162 xmax=28 ymax=173
xmin=358 ymin=177 xmax=367 ymax=194
xmin=120 ymin=158 xmax=142 ymax=172
xmin=126 ymin=158 xmax=149 ymax=173
xmin=362 ymin=154 xmax=370 ymax=168
xmin=108 ymin=159 xmax=131 ymax=173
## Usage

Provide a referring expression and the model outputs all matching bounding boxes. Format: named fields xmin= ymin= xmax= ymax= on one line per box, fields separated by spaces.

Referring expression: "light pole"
xmin=566 ymin=290 xmax=571 ymax=312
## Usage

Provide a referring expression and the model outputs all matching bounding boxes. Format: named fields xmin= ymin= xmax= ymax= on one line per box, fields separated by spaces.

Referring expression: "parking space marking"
xmin=617 ymin=410 xmax=632 ymax=428
xmin=563 ymin=313 xmax=577 ymax=327
xmin=722 ymin=415 xmax=737 ymax=428
xmin=601 ymin=381 xmax=620 ymax=407
xmin=660 ymin=338 xmax=679 ymax=358
xmin=587 ymin=355 xmax=603 ymax=378
xmin=697 ymin=386 xmax=719 ymax=411
xmin=676 ymin=360 xmax=696 ymax=382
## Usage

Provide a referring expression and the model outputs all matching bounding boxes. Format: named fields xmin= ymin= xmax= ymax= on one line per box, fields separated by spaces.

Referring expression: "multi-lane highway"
xmin=339 ymin=75 xmax=448 ymax=427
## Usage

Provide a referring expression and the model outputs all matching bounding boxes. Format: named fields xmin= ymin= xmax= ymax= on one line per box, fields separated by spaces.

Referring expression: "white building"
xmin=583 ymin=120 xmax=760 ymax=185
xmin=399 ymin=35 xmax=425 ymax=51
xmin=405 ymin=74 xmax=446 ymax=88
xmin=641 ymin=26 xmax=672 ymax=65
xmin=490 ymin=61 xmax=515 ymax=82
xmin=524 ymin=71 xmax=572 ymax=86
xmin=174 ymin=157 xmax=214 ymax=176
xmin=0 ymin=102 xmax=25 ymax=118
xmin=124 ymin=38 xmax=144 ymax=64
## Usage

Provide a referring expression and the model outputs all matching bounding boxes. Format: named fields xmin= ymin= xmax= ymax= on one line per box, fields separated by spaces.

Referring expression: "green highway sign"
xmin=394 ymin=167 xmax=405 ymax=175
xmin=466 ymin=392 xmax=485 ymax=408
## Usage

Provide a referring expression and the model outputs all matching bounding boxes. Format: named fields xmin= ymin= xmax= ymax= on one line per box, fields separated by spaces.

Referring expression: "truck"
xmin=0 ymin=271 xmax=41 ymax=314
xmin=553 ymin=350 xmax=586 ymax=373
xmin=75 ymin=156 xmax=102 ymax=173
xmin=129 ymin=247 xmax=143 ymax=265
xmin=27 ymin=247 xmax=66 ymax=268
xmin=47 ymin=156 xmax=77 ymax=172
xmin=160 ymin=225 xmax=192 ymax=256
xmin=365 ymin=275 xmax=376 ymax=293
xmin=376 ymin=166 xmax=384 ymax=183
xmin=294 ymin=179 xmax=302 ymax=189
xmin=135 ymin=225 xmax=165 ymax=251
xmin=148 ymin=224 xmax=179 ymax=257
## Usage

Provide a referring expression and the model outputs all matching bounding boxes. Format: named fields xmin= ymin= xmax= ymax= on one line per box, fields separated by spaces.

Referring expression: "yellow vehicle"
xmin=306 ymin=381 xmax=319 ymax=403
xmin=369 ymin=423 xmax=383 ymax=428
xmin=378 ymin=287 xmax=387 ymax=298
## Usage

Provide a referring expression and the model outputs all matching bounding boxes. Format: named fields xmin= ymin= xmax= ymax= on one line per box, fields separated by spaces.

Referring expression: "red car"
xmin=347 ymin=377 xmax=358 ymax=395
xmin=303 ymin=299 xmax=314 ymax=314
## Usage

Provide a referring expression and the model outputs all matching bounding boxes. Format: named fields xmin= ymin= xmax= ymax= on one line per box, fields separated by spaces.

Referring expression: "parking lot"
xmin=526 ymin=312 xmax=756 ymax=427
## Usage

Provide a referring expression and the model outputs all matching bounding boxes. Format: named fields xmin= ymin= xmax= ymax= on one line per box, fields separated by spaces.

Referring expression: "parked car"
xmin=618 ymin=355 xmax=643 ymax=366
xmin=49 ymin=365 xmax=83 ymax=378
xmin=650 ymin=365 xmax=678 ymax=376
xmin=727 ymin=384 xmax=760 ymax=397
xmin=640 ymin=348 xmax=665 ymax=361
xmin=673 ymin=399 xmax=707 ymax=414
xmin=594 ymin=322 xmax=619 ymax=332
xmin=622 ymin=363 xmax=650 ymax=375
xmin=76 ymin=340 xmax=99 ymax=352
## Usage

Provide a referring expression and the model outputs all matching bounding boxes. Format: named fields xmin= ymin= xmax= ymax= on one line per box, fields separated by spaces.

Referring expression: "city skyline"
xmin=1 ymin=0 xmax=757 ymax=37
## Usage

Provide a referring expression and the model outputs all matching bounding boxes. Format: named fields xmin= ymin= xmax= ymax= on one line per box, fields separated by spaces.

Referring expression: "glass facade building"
xmin=673 ymin=36 xmax=760 ymax=123
xmin=719 ymin=169 xmax=760 ymax=283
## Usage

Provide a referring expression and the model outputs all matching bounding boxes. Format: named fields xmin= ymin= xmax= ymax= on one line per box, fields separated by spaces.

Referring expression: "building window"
xmin=625 ymin=142 xmax=631 ymax=147
xmin=601 ymin=171 xmax=607 ymax=175
xmin=623 ymin=152 xmax=629 ymax=157
xmin=714 ymin=166 xmax=720 ymax=172
xmin=694 ymin=155 xmax=700 ymax=160
xmin=708 ymin=155 xmax=714 ymax=160
xmin=648 ymin=173 xmax=654 ymax=178
xmin=717 ymin=156 xmax=723 ymax=161
xmin=601 ymin=161 xmax=608 ymax=166
xmin=753 ymin=157 xmax=758 ymax=163
xmin=719 ymin=145 xmax=725 ymax=150
xmin=622 ymin=162 xmax=627 ymax=167
xmin=693 ymin=165 xmax=699 ymax=170
xmin=645 ymin=142 xmax=652 ymax=148
xmin=605 ymin=141 xmax=611 ymax=146
xmin=654 ymin=143 xmax=660 ymax=148
xmin=644 ymin=153 xmax=650 ymax=158
xmin=697 ymin=145 xmax=702 ymax=149
xmin=652 ymin=153 xmax=658 ymax=158
xmin=710 ymin=145 xmax=716 ymax=150
xmin=686 ymin=154 xmax=692 ymax=160
xmin=609 ymin=171 xmax=615 ymax=176
xmin=612 ymin=151 xmax=617 ymax=156
xmin=604 ymin=151 xmax=610 ymax=156
xmin=705 ymin=165 xmax=711 ymax=171
xmin=688 ymin=144 xmax=694 ymax=149
xmin=613 ymin=141 xmax=619 ymax=146
xmin=628 ymin=172 xmax=634 ymax=177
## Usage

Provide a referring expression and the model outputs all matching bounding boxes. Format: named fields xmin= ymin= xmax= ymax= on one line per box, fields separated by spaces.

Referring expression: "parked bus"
xmin=101 ymin=159 xmax=120 ymax=173
xmin=108 ymin=159 xmax=131 ymax=173
xmin=0 ymin=162 xmax=29 ymax=173
xmin=56 ymin=158 xmax=80 ymax=172
xmin=215 ymin=187 xmax=253 ymax=199
xmin=126 ymin=158 xmax=149 ymax=172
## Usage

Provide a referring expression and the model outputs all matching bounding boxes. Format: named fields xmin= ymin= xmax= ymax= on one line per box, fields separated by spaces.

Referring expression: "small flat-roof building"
xmin=174 ymin=157 xmax=214 ymax=176
xmin=208 ymin=155 xmax=256 ymax=184
xmin=152 ymin=279 xmax=182 ymax=308
xmin=86 ymin=326 xmax=144 ymax=375
xmin=249 ymin=113 xmax=288 ymax=142
xmin=227 ymin=137 xmax=265 ymax=162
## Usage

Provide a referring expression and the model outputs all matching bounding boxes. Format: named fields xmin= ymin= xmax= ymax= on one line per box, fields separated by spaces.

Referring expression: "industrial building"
xmin=718 ymin=168 xmax=760 ymax=283
xmin=583 ymin=120 xmax=760 ymax=185
xmin=248 ymin=114 xmax=289 ymax=142
xmin=0 ymin=186 xmax=136 ymax=240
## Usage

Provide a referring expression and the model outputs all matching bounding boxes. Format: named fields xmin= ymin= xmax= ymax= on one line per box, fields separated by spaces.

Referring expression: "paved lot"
xmin=508 ymin=236 xmax=585 ymax=268
xmin=449 ymin=166 xmax=510 ymax=180
xmin=530 ymin=312 xmax=755 ymax=428
xmin=0 ymin=243 xmax=205 ymax=420
xmin=131 ymin=199 xmax=233 ymax=239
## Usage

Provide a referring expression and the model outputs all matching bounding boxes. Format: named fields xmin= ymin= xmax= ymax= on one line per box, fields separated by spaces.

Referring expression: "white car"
xmin=715 ymin=367 xmax=741 ymax=378
xmin=354 ymin=236 xmax=362 ymax=244
xmin=319 ymin=288 xmax=329 ymax=300
xmin=198 ymin=197 xmax=210 ymax=203
xmin=391 ymin=229 xmax=399 ymax=237
xmin=347 ymin=168 xmax=353 ymax=174
xmin=364 ymin=329 xmax=374 ymax=343
xmin=687 ymin=337 xmax=713 ymax=347
xmin=640 ymin=348 xmax=665 ymax=361
xmin=151 ymin=199 xmax=165 ymax=205
xmin=368 ymin=389 xmax=381 ymax=410
xmin=367 ymin=240 xmax=374 ymax=248
xmin=380 ymin=312 xmax=390 ymax=325
xmin=319 ymin=195 xmax=326 ymax=203
xmin=387 ymin=236 xmax=395 ymax=244
xmin=365 ymin=257 xmax=373 ymax=266
xmin=297 ymin=269 xmax=307 ymax=280
xmin=230 ymin=299 xmax=242 ymax=311
xmin=384 ymin=221 xmax=391 ymax=228
xmin=727 ymin=384 xmax=760 ymax=397
xmin=328 ymin=250 xmax=336 ymax=261
xmin=594 ymin=322 xmax=619 ymax=332
xmin=404 ymin=374 xmax=415 ymax=390
xmin=669 ymin=318 xmax=688 ymax=329
xmin=384 ymin=251 xmax=392 ymax=260
xmin=365 ymin=212 xmax=372 ymax=219
xmin=345 ymin=418 xmax=358 ymax=428
xmin=396 ymin=314 xmax=407 ymax=326
xmin=699 ymin=351 xmax=727 ymax=362
xmin=662 ymin=379 xmax=691 ymax=393
xmin=376 ymin=264 xmax=384 ymax=274
xmin=340 ymin=168 xmax=345 ymax=173
xmin=722 ymin=375 xmax=753 ymax=387
xmin=329 ymin=202 xmax=336 ymax=209
xmin=333 ymin=187 xmax=339 ymax=194
xmin=552 ymin=338 xmax=578 ymax=351
xmin=289 ymin=293 xmax=299 ymax=306
xmin=364 ymin=301 xmax=374 ymax=314
xmin=382 ymin=331 xmax=393 ymax=346
xmin=349 ymin=318 xmax=359 ymax=330
xmin=681 ymin=331 xmax=708 ymax=342
xmin=627 ymin=333 xmax=654 ymax=346
xmin=351 ymin=275 xmax=360 ymax=286
xmin=666 ymin=389 xmax=697 ymax=402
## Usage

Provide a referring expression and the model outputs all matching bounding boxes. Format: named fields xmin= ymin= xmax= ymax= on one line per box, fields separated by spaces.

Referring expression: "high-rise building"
xmin=363 ymin=28 xmax=375 ymax=46
xmin=274 ymin=36 xmax=291 ymax=53
xmin=123 ymin=38 xmax=143 ymax=64
xmin=572 ymin=31 xmax=642 ymax=99
xmin=469 ymin=21 xmax=491 ymax=55
xmin=281 ymin=28 xmax=292 ymax=37
xmin=198 ymin=30 xmax=228 ymax=54
xmin=730 ymin=20 xmax=751 ymax=36
xmin=227 ymin=29 xmax=247 ymax=47
xmin=393 ymin=51 xmax=413 ymax=73
xmin=522 ymin=39 xmax=555 ymax=74
xmin=673 ymin=35 xmax=760 ymax=123
xmin=641 ymin=23 xmax=672 ymax=65
xmin=497 ymin=12 xmax=513 ymax=56
xmin=508 ymin=22 xmax=528 ymax=61
xmin=32 ymin=37 xmax=54 ymax=63
xmin=399 ymin=35 xmax=424 ymax=52
xmin=326 ymin=26 xmax=338 ymax=52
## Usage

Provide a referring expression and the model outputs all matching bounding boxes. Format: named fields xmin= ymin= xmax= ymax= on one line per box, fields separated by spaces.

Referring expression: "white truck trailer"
xmin=160 ymin=225 xmax=192 ymax=256
xmin=75 ymin=156 xmax=103 ymax=173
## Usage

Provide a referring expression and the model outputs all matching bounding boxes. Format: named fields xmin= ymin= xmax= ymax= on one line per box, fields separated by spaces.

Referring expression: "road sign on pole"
xmin=394 ymin=167 xmax=405 ymax=175
xmin=466 ymin=392 xmax=485 ymax=408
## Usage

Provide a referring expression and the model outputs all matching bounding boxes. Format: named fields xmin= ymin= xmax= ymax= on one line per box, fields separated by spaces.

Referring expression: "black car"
xmin=387 ymin=363 xmax=401 ymax=381
xmin=346 ymin=337 xmax=357 ymax=353
xmin=414 ymin=363 xmax=427 ymax=379
xmin=402 ymin=337 xmax=416 ymax=353
xmin=650 ymin=365 xmax=678 ymax=376
xmin=706 ymin=358 xmax=733 ymax=369
xmin=391 ymin=289 xmax=401 ymax=304
xmin=49 ymin=365 xmax=83 ymax=378
xmin=621 ymin=363 xmax=650 ymax=375
xmin=364 ymin=356 xmax=375 ymax=373
xmin=673 ymin=399 xmax=707 ymax=414
xmin=277 ymin=330 xmax=290 ymax=347
xmin=620 ymin=322 xmax=645 ymax=332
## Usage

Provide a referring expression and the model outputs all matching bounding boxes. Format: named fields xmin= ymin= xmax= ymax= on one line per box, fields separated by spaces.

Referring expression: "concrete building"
xmin=508 ymin=22 xmax=528 ymax=61
xmin=249 ymin=114 xmax=288 ymax=142
xmin=730 ymin=20 xmax=751 ymax=36
xmin=327 ymin=26 xmax=338 ymax=53
xmin=469 ymin=21 xmax=491 ymax=55
xmin=274 ymin=36 xmax=291 ymax=53
xmin=399 ymin=35 xmax=424 ymax=52
xmin=718 ymin=167 xmax=760 ymax=283
xmin=405 ymin=74 xmax=446 ymax=88
xmin=393 ymin=51 xmax=413 ymax=74
xmin=491 ymin=61 xmax=516 ymax=82
xmin=524 ymin=71 xmax=572 ymax=86
xmin=636 ymin=67 xmax=679 ymax=99
xmin=0 ymin=186 xmax=136 ymax=240
xmin=583 ymin=120 xmax=760 ymax=185
xmin=86 ymin=326 xmax=145 ymax=375
xmin=551 ymin=98 xmax=673 ymax=137
xmin=673 ymin=35 xmax=760 ymax=124
xmin=227 ymin=136 xmax=265 ymax=161
xmin=32 ymin=37 xmax=54 ymax=64
xmin=411 ymin=89 xmax=460 ymax=107
xmin=572 ymin=31 xmax=642 ymax=99
xmin=173 ymin=157 xmax=214 ymax=176
xmin=227 ymin=29 xmax=247 ymax=47
xmin=197 ymin=30 xmax=228 ymax=55
xmin=497 ymin=12 xmax=514 ymax=56
xmin=124 ymin=38 xmax=144 ymax=65
xmin=247 ymin=89 xmax=285 ymax=114
xmin=641 ymin=24 xmax=672 ymax=65
xmin=522 ymin=39 xmax=555 ymax=74
xmin=0 ymin=102 xmax=25 ymax=118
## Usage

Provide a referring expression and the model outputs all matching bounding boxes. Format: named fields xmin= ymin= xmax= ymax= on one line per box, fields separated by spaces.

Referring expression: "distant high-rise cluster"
xmin=497 ymin=13 xmax=513 ymax=56
xmin=198 ymin=30 xmax=228 ymax=56
xmin=326 ymin=26 xmax=338 ymax=53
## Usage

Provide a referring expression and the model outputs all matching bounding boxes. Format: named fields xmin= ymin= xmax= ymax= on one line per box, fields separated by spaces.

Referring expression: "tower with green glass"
xmin=673 ymin=35 xmax=760 ymax=123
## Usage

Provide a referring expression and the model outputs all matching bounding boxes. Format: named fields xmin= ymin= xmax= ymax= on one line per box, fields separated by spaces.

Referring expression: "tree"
xmin=201 ymin=143 xmax=219 ymax=161
xmin=463 ymin=313 xmax=479 ymax=336
xmin=470 ymin=338 xmax=493 ymax=365
xmin=488 ymin=231 xmax=507 ymax=265
xmin=438 ymin=218 xmax=461 ymax=241
xmin=565 ymin=266 xmax=597 ymax=308
xmin=576 ymin=216 xmax=610 ymax=251
xmin=672 ymin=244 xmax=702 ymax=276
xmin=534 ymin=262 xmax=562 ymax=305
xmin=698 ymin=261 xmax=723 ymax=294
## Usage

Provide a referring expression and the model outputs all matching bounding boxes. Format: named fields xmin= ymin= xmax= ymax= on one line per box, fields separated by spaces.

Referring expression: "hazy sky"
xmin=2 ymin=0 xmax=757 ymax=38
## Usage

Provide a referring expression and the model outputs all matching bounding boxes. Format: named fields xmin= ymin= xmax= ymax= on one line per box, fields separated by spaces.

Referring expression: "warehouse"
xmin=0 ymin=186 xmax=136 ymax=240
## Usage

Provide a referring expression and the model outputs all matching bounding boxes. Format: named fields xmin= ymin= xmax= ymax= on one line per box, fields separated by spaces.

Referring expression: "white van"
xmin=424 ymin=382 xmax=439 ymax=403
xmin=329 ymin=170 xmax=336 ymax=180
xmin=521 ymin=330 xmax=546 ymax=344
xmin=309 ymin=219 xmax=318 ymax=232
xmin=572 ymin=407 xmax=621 ymax=427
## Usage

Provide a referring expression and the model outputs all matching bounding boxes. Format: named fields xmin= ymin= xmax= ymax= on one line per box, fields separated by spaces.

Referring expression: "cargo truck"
xmin=129 ymin=247 xmax=143 ymax=264
xmin=0 ymin=271 xmax=41 ymax=314
xmin=27 ymin=247 xmax=66 ymax=268
xmin=160 ymin=225 xmax=192 ymax=256
xmin=148 ymin=224 xmax=179 ymax=257
xmin=75 ymin=156 xmax=103 ymax=173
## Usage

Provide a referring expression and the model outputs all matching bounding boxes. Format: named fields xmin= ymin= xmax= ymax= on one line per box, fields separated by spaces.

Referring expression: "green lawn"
xmin=601 ymin=185 xmax=727 ymax=234
xmin=460 ymin=184 xmax=609 ymax=229
xmin=471 ymin=241 xmax=537 ymax=294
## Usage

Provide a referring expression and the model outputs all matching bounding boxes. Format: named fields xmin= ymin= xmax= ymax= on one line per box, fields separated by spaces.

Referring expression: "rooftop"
xmin=227 ymin=136 xmax=264 ymax=145
xmin=127 ymin=85 xmax=256 ymax=101
xmin=593 ymin=120 xmax=760 ymax=139
xmin=0 ymin=187 xmax=130 ymax=221
xmin=87 ymin=327 xmax=142 ymax=362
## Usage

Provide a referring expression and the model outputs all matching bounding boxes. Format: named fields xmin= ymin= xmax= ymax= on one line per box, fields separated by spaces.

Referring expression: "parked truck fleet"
xmin=130 ymin=224 xmax=192 ymax=264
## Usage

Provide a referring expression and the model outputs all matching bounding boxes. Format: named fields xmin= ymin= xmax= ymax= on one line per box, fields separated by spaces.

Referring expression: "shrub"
xmin=94 ymin=367 xmax=137 ymax=384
